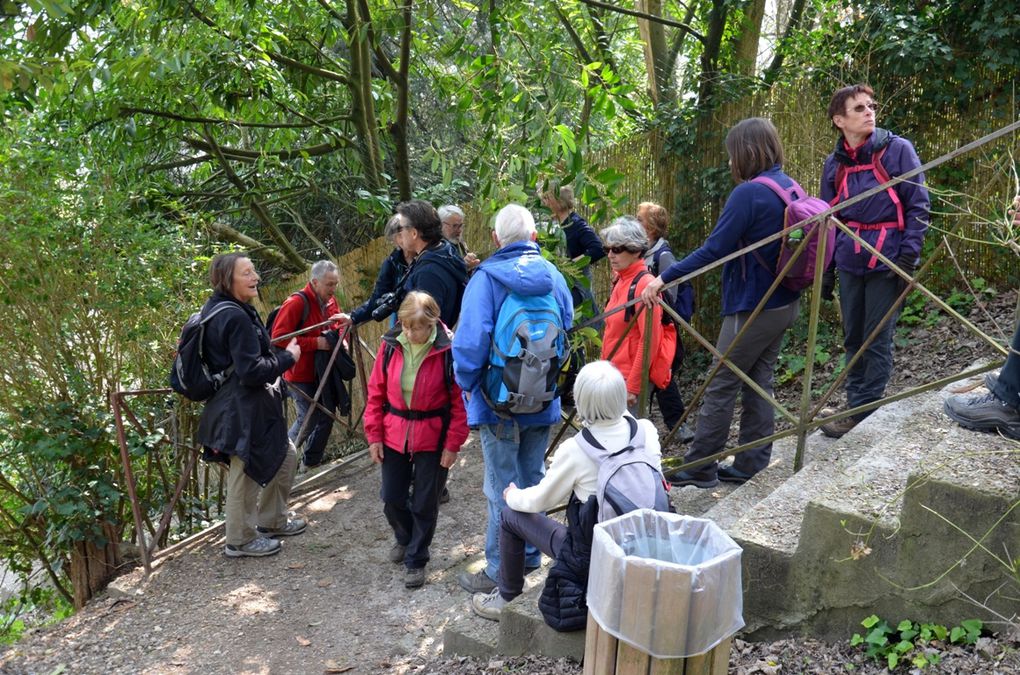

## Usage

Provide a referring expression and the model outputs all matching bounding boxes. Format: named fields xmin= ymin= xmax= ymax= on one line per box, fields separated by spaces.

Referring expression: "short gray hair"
xmin=383 ymin=214 xmax=403 ymax=242
xmin=310 ymin=260 xmax=338 ymax=280
xmin=574 ymin=360 xmax=627 ymax=424
xmin=438 ymin=204 xmax=465 ymax=223
xmin=493 ymin=204 xmax=536 ymax=246
xmin=600 ymin=216 xmax=648 ymax=253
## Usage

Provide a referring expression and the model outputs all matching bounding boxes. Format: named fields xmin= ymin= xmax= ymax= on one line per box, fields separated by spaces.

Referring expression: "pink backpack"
xmin=750 ymin=176 xmax=836 ymax=292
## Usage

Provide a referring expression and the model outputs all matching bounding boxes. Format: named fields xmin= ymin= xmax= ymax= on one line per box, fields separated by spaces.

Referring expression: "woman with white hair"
xmin=470 ymin=360 xmax=662 ymax=622
xmin=599 ymin=216 xmax=677 ymax=413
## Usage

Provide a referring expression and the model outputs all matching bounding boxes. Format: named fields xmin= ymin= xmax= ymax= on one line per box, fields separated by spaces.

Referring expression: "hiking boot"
xmin=440 ymin=487 xmax=451 ymax=504
xmin=944 ymin=391 xmax=1020 ymax=439
xmin=257 ymin=516 xmax=307 ymax=538
xmin=718 ymin=464 xmax=755 ymax=485
xmin=665 ymin=469 xmax=718 ymax=489
xmin=471 ymin=588 xmax=508 ymax=621
xmin=225 ymin=536 xmax=281 ymax=558
xmin=388 ymin=542 xmax=407 ymax=564
xmin=819 ymin=415 xmax=859 ymax=438
xmin=985 ymin=372 xmax=999 ymax=391
xmin=458 ymin=570 xmax=497 ymax=594
xmin=405 ymin=567 xmax=426 ymax=589
xmin=677 ymin=423 xmax=696 ymax=444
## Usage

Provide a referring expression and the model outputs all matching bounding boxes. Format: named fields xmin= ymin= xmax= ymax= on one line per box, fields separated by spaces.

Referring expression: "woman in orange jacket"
xmin=599 ymin=216 xmax=677 ymax=413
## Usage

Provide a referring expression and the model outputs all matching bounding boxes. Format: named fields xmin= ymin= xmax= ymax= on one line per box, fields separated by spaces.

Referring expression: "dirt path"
xmin=1 ymin=438 xmax=504 ymax=675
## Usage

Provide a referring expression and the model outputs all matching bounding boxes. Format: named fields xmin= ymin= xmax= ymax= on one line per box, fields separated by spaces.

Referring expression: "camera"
xmin=371 ymin=291 xmax=402 ymax=322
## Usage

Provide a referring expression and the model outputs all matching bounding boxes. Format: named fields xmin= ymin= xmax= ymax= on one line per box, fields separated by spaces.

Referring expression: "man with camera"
xmin=394 ymin=200 xmax=469 ymax=329
xmin=271 ymin=260 xmax=350 ymax=469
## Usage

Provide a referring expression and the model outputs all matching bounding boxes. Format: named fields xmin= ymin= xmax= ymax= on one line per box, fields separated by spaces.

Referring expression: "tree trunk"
xmin=70 ymin=522 xmax=122 ymax=609
xmin=698 ymin=0 xmax=728 ymax=106
xmin=636 ymin=0 xmax=673 ymax=106
xmin=347 ymin=1 xmax=385 ymax=192
xmin=391 ymin=0 xmax=413 ymax=201
xmin=732 ymin=0 xmax=766 ymax=77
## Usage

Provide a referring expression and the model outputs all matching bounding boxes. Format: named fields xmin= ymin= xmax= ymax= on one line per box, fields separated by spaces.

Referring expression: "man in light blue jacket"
xmin=453 ymin=204 xmax=573 ymax=594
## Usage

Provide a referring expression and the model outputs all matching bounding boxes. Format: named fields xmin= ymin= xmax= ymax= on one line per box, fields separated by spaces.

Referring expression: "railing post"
xmin=794 ymin=219 xmax=832 ymax=472
xmin=110 ymin=391 xmax=151 ymax=576
xmin=637 ymin=305 xmax=654 ymax=416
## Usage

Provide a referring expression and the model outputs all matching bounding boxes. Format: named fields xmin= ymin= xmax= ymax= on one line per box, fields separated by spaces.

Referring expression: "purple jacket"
xmin=820 ymin=128 xmax=930 ymax=275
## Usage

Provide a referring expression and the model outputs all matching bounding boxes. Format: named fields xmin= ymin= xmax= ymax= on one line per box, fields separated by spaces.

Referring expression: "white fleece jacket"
xmin=505 ymin=417 xmax=661 ymax=514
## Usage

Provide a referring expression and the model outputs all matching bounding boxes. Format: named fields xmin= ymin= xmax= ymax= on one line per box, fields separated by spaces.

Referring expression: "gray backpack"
xmin=575 ymin=416 xmax=672 ymax=522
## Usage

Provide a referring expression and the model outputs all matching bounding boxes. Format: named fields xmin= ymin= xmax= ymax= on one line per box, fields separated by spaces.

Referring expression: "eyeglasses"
xmin=850 ymin=102 xmax=878 ymax=114
xmin=603 ymin=245 xmax=636 ymax=255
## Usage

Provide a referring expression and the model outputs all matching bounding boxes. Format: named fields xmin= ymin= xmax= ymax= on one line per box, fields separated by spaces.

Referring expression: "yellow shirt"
xmin=396 ymin=325 xmax=438 ymax=407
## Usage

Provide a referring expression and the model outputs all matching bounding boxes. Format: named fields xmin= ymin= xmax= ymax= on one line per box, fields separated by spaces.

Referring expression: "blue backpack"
xmin=482 ymin=289 xmax=568 ymax=417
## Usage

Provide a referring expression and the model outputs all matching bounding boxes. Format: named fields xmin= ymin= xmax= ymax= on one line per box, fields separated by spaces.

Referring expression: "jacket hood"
xmin=834 ymin=126 xmax=892 ymax=164
xmin=476 ymin=241 xmax=556 ymax=296
xmin=381 ymin=321 xmax=454 ymax=351
xmin=414 ymin=241 xmax=468 ymax=285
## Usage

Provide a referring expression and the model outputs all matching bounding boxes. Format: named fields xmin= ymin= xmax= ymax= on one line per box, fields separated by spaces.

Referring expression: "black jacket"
xmin=197 ymin=293 xmax=295 ymax=485
xmin=538 ymin=494 xmax=599 ymax=632
xmin=403 ymin=240 xmax=468 ymax=328
xmin=351 ymin=248 xmax=410 ymax=325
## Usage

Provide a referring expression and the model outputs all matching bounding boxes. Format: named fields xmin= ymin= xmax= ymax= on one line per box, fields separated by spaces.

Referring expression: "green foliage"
xmin=850 ymin=614 xmax=983 ymax=670
xmin=0 ymin=586 xmax=73 ymax=645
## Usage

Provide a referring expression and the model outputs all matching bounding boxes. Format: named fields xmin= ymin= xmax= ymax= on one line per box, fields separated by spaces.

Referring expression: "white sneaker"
xmin=471 ymin=588 xmax=508 ymax=621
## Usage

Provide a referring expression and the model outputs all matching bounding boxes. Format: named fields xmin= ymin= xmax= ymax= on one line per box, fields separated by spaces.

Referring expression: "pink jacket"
xmin=363 ymin=325 xmax=469 ymax=454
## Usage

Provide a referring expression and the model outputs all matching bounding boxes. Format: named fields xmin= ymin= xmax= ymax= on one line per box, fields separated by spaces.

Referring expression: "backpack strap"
xmin=198 ymin=303 xmax=246 ymax=381
xmin=830 ymin=146 xmax=905 ymax=269
xmin=623 ymin=270 xmax=651 ymax=322
xmin=380 ymin=341 xmax=454 ymax=451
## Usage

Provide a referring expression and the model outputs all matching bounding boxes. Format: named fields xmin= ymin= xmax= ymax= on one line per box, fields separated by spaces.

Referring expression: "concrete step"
xmin=732 ymin=374 xmax=1020 ymax=640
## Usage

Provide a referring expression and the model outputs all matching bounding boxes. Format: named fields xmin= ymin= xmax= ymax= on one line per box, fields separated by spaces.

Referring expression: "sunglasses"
xmin=850 ymin=102 xmax=878 ymax=113
xmin=603 ymin=245 xmax=637 ymax=255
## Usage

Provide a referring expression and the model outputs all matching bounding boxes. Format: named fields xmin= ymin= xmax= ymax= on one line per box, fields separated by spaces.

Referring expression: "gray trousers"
xmin=684 ymin=300 xmax=800 ymax=478
xmin=224 ymin=442 xmax=297 ymax=546
xmin=838 ymin=271 xmax=902 ymax=417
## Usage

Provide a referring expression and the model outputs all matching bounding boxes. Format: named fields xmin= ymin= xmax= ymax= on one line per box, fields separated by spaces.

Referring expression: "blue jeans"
xmin=287 ymin=381 xmax=334 ymax=466
xmin=479 ymin=423 xmax=550 ymax=581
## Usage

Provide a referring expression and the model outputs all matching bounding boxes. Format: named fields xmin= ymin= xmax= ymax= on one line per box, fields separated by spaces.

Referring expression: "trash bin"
xmin=586 ymin=509 xmax=744 ymax=659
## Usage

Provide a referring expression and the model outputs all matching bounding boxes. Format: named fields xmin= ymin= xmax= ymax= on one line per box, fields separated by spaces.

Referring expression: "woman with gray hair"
xmin=349 ymin=215 xmax=414 ymax=326
xmin=599 ymin=216 xmax=677 ymax=413
xmin=471 ymin=360 xmax=662 ymax=622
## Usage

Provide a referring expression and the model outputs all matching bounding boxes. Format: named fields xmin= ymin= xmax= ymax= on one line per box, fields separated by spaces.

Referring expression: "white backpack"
xmin=575 ymin=416 xmax=672 ymax=522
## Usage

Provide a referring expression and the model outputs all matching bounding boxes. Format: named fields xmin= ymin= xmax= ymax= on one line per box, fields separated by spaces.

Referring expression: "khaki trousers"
xmin=224 ymin=442 xmax=297 ymax=546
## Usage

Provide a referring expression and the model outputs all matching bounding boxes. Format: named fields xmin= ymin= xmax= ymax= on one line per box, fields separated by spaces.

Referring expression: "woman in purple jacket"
xmin=818 ymin=84 xmax=931 ymax=438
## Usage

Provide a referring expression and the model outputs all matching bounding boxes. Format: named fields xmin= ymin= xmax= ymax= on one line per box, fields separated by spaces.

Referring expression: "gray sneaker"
xmin=405 ymin=567 xmax=426 ymax=589
xmin=471 ymin=588 xmax=508 ymax=621
xmin=944 ymin=391 xmax=1020 ymax=439
xmin=388 ymin=543 xmax=407 ymax=564
xmin=225 ymin=536 xmax=281 ymax=558
xmin=458 ymin=570 xmax=497 ymax=594
xmin=677 ymin=423 xmax=696 ymax=444
xmin=257 ymin=517 xmax=307 ymax=537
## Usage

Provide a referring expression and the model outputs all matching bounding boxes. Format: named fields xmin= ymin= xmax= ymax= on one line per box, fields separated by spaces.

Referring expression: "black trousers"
xmin=652 ymin=374 xmax=686 ymax=431
xmin=380 ymin=447 xmax=448 ymax=569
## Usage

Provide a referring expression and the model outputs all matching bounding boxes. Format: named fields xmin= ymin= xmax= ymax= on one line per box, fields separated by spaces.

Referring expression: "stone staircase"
xmin=444 ymin=372 xmax=1020 ymax=657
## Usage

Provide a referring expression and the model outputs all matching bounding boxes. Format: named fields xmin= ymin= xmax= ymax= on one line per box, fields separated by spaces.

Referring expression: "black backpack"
xmin=169 ymin=304 xmax=241 ymax=401
xmin=265 ymin=292 xmax=310 ymax=344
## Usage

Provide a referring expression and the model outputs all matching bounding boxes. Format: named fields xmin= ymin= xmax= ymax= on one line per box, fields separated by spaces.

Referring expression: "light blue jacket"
xmin=453 ymin=241 xmax=574 ymax=427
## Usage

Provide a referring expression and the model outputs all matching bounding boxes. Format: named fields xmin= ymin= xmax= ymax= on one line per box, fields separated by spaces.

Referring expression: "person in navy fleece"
xmin=817 ymin=84 xmax=930 ymax=438
xmin=641 ymin=117 xmax=801 ymax=488
xmin=540 ymin=181 xmax=605 ymax=315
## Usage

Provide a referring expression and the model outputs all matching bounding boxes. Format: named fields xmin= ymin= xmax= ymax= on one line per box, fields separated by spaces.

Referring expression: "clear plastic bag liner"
xmin=587 ymin=509 xmax=744 ymax=659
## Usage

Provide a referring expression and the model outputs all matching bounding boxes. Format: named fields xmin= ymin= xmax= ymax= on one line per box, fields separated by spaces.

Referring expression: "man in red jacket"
xmin=271 ymin=261 xmax=348 ymax=468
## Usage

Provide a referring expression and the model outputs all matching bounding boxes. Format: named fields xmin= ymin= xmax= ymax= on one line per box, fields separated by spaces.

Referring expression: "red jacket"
xmin=363 ymin=325 xmax=469 ymax=454
xmin=601 ymin=261 xmax=676 ymax=393
xmin=270 ymin=283 xmax=341 ymax=384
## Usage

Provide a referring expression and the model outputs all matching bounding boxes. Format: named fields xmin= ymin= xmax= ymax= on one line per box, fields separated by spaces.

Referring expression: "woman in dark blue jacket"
xmin=641 ymin=117 xmax=801 ymax=488
xmin=197 ymin=253 xmax=306 ymax=558
xmin=818 ymin=84 xmax=930 ymax=438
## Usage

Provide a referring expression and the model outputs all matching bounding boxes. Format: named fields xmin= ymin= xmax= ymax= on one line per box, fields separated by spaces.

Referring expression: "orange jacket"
xmin=601 ymin=261 xmax=676 ymax=394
